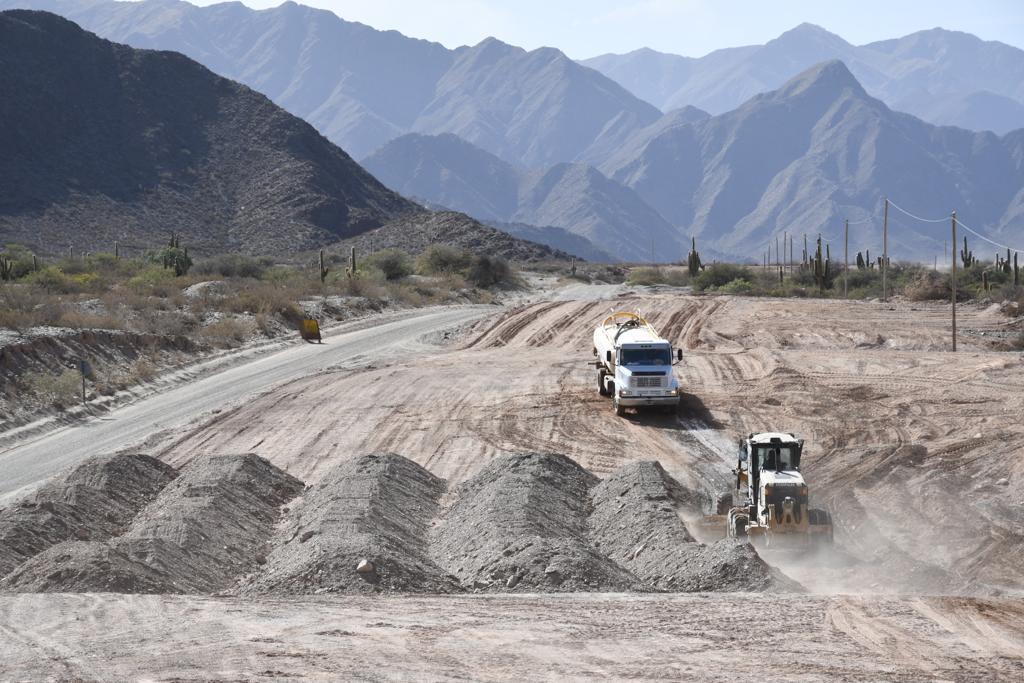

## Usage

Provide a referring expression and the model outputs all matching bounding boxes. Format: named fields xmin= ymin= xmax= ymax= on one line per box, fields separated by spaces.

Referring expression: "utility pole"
xmin=844 ymin=218 xmax=849 ymax=299
xmin=951 ymin=211 xmax=958 ymax=352
xmin=882 ymin=197 xmax=889 ymax=301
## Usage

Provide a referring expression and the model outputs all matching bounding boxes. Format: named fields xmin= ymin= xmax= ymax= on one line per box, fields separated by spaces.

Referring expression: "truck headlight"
xmin=619 ymin=389 xmax=632 ymax=397
xmin=667 ymin=388 xmax=678 ymax=396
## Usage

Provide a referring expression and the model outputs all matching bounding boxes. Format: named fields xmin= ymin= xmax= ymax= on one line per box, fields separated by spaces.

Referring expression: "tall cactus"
xmin=687 ymin=237 xmax=703 ymax=276
xmin=348 ymin=246 xmax=357 ymax=278
xmin=813 ymin=235 xmax=830 ymax=293
xmin=1002 ymin=248 xmax=1012 ymax=274
xmin=1015 ymin=252 xmax=1019 ymax=287
xmin=856 ymin=251 xmax=865 ymax=271
xmin=319 ymin=248 xmax=329 ymax=283
xmin=960 ymin=236 xmax=975 ymax=268
xmin=0 ymin=254 xmax=13 ymax=281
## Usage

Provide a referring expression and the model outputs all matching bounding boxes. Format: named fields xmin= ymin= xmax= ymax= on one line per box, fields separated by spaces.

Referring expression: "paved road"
xmin=0 ymin=305 xmax=491 ymax=501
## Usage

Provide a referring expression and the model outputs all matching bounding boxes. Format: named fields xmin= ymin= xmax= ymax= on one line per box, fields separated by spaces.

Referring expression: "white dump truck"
xmin=593 ymin=312 xmax=683 ymax=416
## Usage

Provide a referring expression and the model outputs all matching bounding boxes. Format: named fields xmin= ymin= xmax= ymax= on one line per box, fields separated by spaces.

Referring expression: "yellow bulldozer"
xmin=722 ymin=432 xmax=833 ymax=549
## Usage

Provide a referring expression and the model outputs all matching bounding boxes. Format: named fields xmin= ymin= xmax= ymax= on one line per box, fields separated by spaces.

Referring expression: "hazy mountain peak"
xmin=775 ymin=59 xmax=865 ymax=99
xmin=771 ymin=22 xmax=850 ymax=48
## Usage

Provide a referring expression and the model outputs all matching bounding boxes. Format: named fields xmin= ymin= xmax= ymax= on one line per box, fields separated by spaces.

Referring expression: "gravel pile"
xmin=431 ymin=452 xmax=641 ymax=592
xmin=0 ymin=451 xmax=801 ymax=595
xmin=590 ymin=461 xmax=796 ymax=592
xmin=242 ymin=453 xmax=458 ymax=594
xmin=2 ymin=454 xmax=302 ymax=593
xmin=0 ymin=453 xmax=176 ymax=578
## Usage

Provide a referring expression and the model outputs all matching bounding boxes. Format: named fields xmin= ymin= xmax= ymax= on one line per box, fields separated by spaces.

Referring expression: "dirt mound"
xmin=0 ymin=453 xmax=176 ymax=578
xmin=589 ymin=461 xmax=794 ymax=591
xmin=243 ymin=453 xmax=457 ymax=594
xmin=1 ymin=540 xmax=176 ymax=593
xmin=120 ymin=454 xmax=303 ymax=592
xmin=432 ymin=452 xmax=642 ymax=592
xmin=2 ymin=454 xmax=303 ymax=593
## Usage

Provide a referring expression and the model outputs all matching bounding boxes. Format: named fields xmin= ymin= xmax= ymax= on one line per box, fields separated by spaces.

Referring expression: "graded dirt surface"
xmin=0 ymin=592 xmax=1022 ymax=681
xmin=1 ymin=284 xmax=1023 ymax=679
xmin=159 ymin=288 xmax=1024 ymax=596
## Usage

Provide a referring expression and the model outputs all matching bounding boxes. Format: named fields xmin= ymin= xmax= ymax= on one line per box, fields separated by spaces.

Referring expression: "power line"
xmin=886 ymin=197 xmax=949 ymax=223
xmin=953 ymin=217 xmax=1023 ymax=254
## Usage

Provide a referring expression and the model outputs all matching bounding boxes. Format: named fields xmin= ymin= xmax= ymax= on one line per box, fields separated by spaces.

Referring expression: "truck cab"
xmin=593 ymin=313 xmax=682 ymax=416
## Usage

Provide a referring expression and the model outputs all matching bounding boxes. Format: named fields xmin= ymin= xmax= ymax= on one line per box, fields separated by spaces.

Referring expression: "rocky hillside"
xmin=364 ymin=134 xmax=679 ymax=262
xmin=332 ymin=211 xmax=572 ymax=264
xmin=0 ymin=9 xmax=416 ymax=256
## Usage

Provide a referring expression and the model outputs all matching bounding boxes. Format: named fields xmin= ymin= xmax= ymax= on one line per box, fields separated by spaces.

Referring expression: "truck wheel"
xmin=614 ymin=399 xmax=626 ymax=417
xmin=597 ymin=369 xmax=608 ymax=396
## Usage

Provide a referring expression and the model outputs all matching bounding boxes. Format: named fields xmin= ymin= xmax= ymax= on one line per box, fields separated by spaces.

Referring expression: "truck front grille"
xmin=634 ymin=376 xmax=664 ymax=388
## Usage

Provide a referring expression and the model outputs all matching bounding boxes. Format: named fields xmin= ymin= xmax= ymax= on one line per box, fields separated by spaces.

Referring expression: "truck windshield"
xmin=754 ymin=445 xmax=800 ymax=471
xmin=620 ymin=348 xmax=671 ymax=366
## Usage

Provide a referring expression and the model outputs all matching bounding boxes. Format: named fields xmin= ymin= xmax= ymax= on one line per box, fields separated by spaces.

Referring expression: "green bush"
xmin=416 ymin=245 xmax=472 ymax=276
xmin=365 ymin=249 xmax=413 ymax=280
xmin=718 ymin=278 xmax=754 ymax=294
xmin=693 ymin=263 xmax=749 ymax=291
xmin=23 ymin=266 xmax=74 ymax=293
xmin=467 ymin=255 xmax=514 ymax=288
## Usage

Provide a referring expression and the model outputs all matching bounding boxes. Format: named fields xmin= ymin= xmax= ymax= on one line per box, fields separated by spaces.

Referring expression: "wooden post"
xmin=844 ymin=219 xmax=849 ymax=299
xmin=951 ymin=211 xmax=957 ymax=352
xmin=882 ymin=197 xmax=889 ymax=302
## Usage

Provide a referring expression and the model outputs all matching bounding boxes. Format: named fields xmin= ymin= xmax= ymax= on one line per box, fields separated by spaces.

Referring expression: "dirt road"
xmin=0 ymin=305 xmax=490 ymax=503
xmin=1 ymin=592 xmax=1021 ymax=681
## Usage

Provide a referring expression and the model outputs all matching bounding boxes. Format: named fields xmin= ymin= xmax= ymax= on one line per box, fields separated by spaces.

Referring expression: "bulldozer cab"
xmin=753 ymin=443 xmax=800 ymax=473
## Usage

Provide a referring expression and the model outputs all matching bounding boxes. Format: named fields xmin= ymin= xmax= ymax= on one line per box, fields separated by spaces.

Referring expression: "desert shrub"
xmin=416 ymin=245 xmax=472 ymax=276
xmin=26 ymin=369 xmax=82 ymax=408
xmin=903 ymin=270 xmax=949 ymax=301
xmin=23 ymin=266 xmax=75 ymax=294
xmin=718 ymin=278 xmax=754 ymax=294
xmin=693 ymin=263 xmax=749 ymax=291
xmin=365 ymin=249 xmax=413 ymax=281
xmin=467 ymin=255 xmax=514 ymax=288
xmin=57 ymin=310 xmax=123 ymax=330
xmin=1 ymin=244 xmax=39 ymax=279
xmin=193 ymin=254 xmax=271 ymax=279
xmin=627 ymin=267 xmax=690 ymax=287
xmin=200 ymin=317 xmax=254 ymax=347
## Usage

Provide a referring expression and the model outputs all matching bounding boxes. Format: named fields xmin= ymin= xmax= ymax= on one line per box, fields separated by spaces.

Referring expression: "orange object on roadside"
xmin=300 ymin=318 xmax=322 ymax=343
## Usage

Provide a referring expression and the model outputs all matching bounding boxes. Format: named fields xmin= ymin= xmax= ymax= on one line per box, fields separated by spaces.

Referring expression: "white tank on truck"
xmin=593 ymin=312 xmax=683 ymax=416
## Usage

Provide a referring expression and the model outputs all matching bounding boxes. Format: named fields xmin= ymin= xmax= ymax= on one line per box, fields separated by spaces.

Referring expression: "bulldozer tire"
xmin=597 ymin=369 xmax=609 ymax=396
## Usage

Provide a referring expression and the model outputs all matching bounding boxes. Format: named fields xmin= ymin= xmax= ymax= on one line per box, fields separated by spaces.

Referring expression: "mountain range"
xmin=364 ymin=61 xmax=1024 ymax=260
xmin=0 ymin=9 xmax=561 ymax=261
xmin=2 ymin=0 xmax=1022 ymax=262
xmin=0 ymin=0 xmax=660 ymax=166
xmin=583 ymin=23 xmax=1024 ymax=136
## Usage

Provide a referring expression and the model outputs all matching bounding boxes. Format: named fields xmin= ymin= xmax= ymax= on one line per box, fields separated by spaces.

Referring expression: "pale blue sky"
xmin=194 ymin=0 xmax=1024 ymax=58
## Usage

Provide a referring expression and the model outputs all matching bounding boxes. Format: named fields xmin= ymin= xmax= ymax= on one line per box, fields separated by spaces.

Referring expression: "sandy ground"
xmin=3 ymin=284 xmax=1023 ymax=679
xmin=158 ymin=288 xmax=1024 ymax=595
xmin=0 ymin=592 xmax=1022 ymax=681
